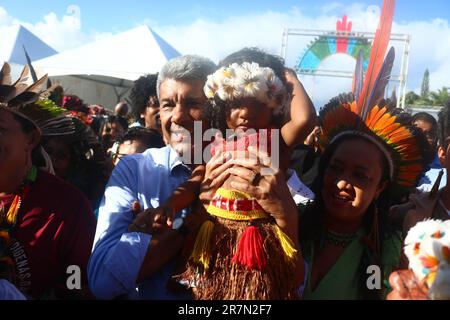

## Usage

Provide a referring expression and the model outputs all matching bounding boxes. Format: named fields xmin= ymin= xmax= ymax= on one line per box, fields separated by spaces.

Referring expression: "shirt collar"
xmin=166 ymin=145 xmax=192 ymax=173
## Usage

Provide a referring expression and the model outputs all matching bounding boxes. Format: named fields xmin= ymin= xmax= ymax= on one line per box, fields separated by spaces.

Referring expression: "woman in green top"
xmin=297 ymin=0 xmax=431 ymax=299
xmin=300 ymin=133 xmax=404 ymax=300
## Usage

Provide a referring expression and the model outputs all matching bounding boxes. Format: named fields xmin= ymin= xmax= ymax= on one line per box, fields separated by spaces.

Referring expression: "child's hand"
xmin=199 ymin=151 xmax=233 ymax=208
xmin=229 ymin=146 xmax=299 ymax=240
xmin=304 ymin=126 xmax=320 ymax=151
xmin=284 ymin=68 xmax=303 ymax=97
xmin=284 ymin=68 xmax=301 ymax=85
xmin=128 ymin=201 xmax=170 ymax=234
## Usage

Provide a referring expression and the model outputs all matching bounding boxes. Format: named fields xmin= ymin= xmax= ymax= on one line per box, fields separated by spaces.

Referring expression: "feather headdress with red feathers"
xmin=319 ymin=0 xmax=428 ymax=191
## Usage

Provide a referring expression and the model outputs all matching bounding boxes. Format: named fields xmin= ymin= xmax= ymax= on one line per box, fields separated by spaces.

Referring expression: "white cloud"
xmin=155 ymin=4 xmax=450 ymax=108
xmin=0 ymin=7 xmax=14 ymax=26
xmin=0 ymin=4 xmax=111 ymax=52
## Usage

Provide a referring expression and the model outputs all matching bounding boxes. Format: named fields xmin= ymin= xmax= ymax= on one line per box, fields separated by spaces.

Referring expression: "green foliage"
xmin=430 ymin=87 xmax=450 ymax=106
xmin=35 ymin=98 xmax=67 ymax=116
xmin=405 ymin=91 xmax=420 ymax=105
xmin=404 ymin=87 xmax=449 ymax=108
xmin=421 ymin=69 xmax=430 ymax=98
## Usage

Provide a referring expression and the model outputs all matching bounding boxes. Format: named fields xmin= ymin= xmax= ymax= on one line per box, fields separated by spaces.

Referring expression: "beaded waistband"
xmin=207 ymin=188 xmax=268 ymax=221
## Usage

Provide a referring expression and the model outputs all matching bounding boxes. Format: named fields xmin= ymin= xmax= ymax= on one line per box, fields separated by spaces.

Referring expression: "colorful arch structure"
xmin=281 ymin=15 xmax=411 ymax=109
xmin=296 ymin=16 xmax=372 ymax=73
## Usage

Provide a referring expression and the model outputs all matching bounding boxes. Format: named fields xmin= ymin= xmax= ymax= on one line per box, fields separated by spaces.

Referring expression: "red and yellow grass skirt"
xmin=179 ymin=188 xmax=299 ymax=300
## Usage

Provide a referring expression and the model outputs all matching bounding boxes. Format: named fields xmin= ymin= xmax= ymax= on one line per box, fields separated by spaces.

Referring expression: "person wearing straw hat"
xmin=0 ymin=63 xmax=96 ymax=299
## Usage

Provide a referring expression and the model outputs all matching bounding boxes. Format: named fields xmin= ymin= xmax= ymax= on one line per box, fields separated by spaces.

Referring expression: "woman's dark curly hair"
xmin=129 ymin=74 xmax=159 ymax=125
xmin=203 ymin=47 xmax=290 ymax=136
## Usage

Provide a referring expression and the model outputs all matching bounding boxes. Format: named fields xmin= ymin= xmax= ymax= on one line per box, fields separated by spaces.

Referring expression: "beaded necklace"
xmin=0 ymin=167 xmax=36 ymax=225
xmin=324 ymin=229 xmax=357 ymax=247
xmin=0 ymin=166 xmax=37 ymax=280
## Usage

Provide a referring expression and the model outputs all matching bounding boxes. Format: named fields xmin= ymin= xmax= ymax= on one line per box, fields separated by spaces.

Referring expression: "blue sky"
xmin=3 ymin=0 xmax=450 ymax=33
xmin=1 ymin=0 xmax=449 ymax=107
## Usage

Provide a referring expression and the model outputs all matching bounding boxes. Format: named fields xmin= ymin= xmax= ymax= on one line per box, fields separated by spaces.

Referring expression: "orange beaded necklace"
xmin=0 ymin=166 xmax=36 ymax=227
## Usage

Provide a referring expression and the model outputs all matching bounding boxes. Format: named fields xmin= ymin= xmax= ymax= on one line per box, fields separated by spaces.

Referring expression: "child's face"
xmin=225 ymin=97 xmax=273 ymax=132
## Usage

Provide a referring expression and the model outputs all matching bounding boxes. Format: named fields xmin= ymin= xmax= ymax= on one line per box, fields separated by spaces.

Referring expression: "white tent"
xmin=0 ymin=24 xmax=57 ymax=65
xmin=34 ymin=25 xmax=181 ymax=108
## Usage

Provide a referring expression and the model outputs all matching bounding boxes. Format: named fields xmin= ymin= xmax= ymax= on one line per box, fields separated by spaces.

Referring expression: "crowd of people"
xmin=1 ymin=0 xmax=449 ymax=301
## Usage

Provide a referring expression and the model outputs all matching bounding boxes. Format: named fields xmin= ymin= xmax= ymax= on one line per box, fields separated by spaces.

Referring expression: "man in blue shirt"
xmin=413 ymin=112 xmax=447 ymax=192
xmin=87 ymin=55 xmax=217 ymax=299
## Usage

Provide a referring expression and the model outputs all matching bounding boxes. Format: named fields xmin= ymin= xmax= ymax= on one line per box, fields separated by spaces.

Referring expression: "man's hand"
xmin=402 ymin=192 xmax=439 ymax=234
xmin=388 ymin=191 xmax=439 ymax=234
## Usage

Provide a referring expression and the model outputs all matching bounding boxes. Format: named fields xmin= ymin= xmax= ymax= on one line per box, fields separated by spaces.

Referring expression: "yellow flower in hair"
xmin=204 ymin=85 xmax=215 ymax=99
xmin=222 ymin=67 xmax=233 ymax=79
xmin=240 ymin=62 xmax=261 ymax=78
xmin=204 ymin=75 xmax=218 ymax=99
xmin=222 ymin=83 xmax=235 ymax=98
xmin=241 ymin=76 xmax=262 ymax=97
xmin=218 ymin=78 xmax=240 ymax=101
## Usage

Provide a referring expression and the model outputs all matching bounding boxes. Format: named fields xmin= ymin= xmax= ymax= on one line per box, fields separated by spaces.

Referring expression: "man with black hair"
xmin=413 ymin=112 xmax=445 ymax=192
xmin=413 ymin=112 xmax=438 ymax=150
xmin=386 ymin=105 xmax=450 ymax=298
xmin=99 ymin=115 xmax=126 ymax=153
xmin=129 ymin=74 xmax=161 ymax=133
xmin=390 ymin=102 xmax=450 ymax=237
xmin=112 ymin=127 xmax=165 ymax=166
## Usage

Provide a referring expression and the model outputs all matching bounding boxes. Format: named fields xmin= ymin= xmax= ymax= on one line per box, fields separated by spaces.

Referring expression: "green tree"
xmin=421 ymin=69 xmax=430 ymax=98
xmin=405 ymin=91 xmax=420 ymax=105
xmin=430 ymin=87 xmax=450 ymax=106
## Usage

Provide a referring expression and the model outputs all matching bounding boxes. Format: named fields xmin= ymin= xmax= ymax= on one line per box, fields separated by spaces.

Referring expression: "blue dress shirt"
xmin=417 ymin=154 xmax=447 ymax=193
xmin=88 ymin=146 xmax=192 ymax=299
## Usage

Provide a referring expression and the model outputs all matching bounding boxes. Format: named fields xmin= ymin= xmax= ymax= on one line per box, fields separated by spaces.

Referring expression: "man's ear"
xmin=24 ymin=129 xmax=41 ymax=152
xmin=438 ymin=145 xmax=446 ymax=168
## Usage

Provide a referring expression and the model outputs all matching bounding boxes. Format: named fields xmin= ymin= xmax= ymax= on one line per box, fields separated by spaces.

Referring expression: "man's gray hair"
xmin=157 ymin=55 xmax=217 ymax=99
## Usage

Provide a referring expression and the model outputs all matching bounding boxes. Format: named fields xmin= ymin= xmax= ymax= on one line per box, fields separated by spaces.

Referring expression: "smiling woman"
xmin=300 ymin=132 xmax=401 ymax=300
xmin=321 ymin=137 xmax=389 ymax=226
xmin=297 ymin=0 xmax=434 ymax=299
